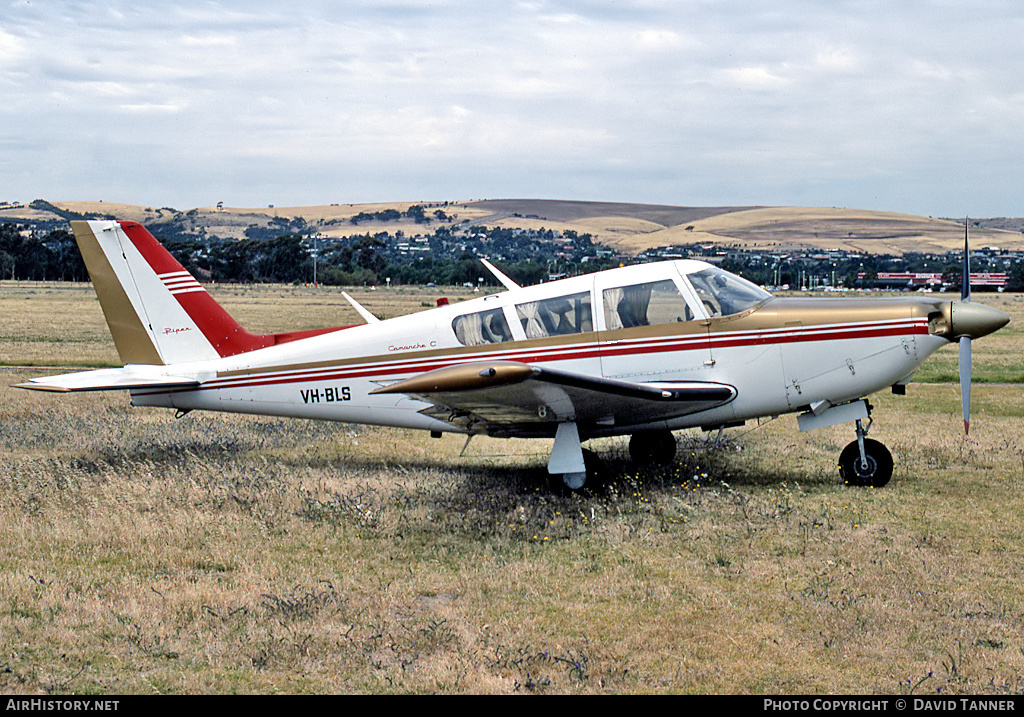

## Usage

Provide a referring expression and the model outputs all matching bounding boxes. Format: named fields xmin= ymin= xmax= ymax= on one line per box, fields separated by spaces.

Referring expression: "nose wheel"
xmin=839 ymin=418 xmax=893 ymax=487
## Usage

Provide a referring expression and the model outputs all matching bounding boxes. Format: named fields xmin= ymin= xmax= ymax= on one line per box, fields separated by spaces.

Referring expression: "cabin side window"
xmin=516 ymin=291 xmax=593 ymax=339
xmin=602 ymin=279 xmax=693 ymax=330
xmin=451 ymin=307 xmax=513 ymax=346
xmin=686 ymin=267 xmax=771 ymax=317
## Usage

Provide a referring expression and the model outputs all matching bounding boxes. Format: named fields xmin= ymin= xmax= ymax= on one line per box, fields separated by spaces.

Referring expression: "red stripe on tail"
xmin=118 ymin=222 xmax=348 ymax=357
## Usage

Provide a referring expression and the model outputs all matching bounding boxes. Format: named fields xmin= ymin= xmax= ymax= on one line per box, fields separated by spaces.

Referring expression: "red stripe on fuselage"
xmin=132 ymin=318 xmax=929 ymax=396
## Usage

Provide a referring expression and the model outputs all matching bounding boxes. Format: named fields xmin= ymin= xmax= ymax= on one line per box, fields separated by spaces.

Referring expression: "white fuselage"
xmin=129 ymin=260 xmax=950 ymax=438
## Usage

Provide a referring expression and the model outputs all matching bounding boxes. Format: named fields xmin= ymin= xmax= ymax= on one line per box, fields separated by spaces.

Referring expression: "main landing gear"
xmin=838 ymin=417 xmax=893 ymax=488
xmin=550 ymin=424 xmax=679 ymax=490
xmin=552 ymin=448 xmax=604 ymax=491
xmin=628 ymin=429 xmax=677 ymax=466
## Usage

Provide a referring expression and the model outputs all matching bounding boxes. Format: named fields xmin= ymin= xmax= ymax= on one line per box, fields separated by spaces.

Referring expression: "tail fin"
xmin=72 ymin=220 xmax=344 ymax=366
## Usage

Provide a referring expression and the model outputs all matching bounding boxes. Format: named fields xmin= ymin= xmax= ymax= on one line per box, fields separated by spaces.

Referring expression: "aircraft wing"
xmin=14 ymin=367 xmax=200 ymax=393
xmin=370 ymin=360 xmax=735 ymax=435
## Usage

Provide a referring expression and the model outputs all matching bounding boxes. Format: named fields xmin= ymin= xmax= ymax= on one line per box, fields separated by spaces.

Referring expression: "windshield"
xmin=686 ymin=267 xmax=770 ymax=317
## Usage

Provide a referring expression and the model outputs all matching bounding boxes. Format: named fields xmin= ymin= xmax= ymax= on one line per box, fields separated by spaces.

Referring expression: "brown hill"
xmin=12 ymin=199 xmax=1023 ymax=255
xmin=462 ymin=202 xmax=1024 ymax=255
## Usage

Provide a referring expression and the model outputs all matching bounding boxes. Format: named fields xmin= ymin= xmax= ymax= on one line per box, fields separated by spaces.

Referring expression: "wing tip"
xmin=12 ymin=381 xmax=72 ymax=393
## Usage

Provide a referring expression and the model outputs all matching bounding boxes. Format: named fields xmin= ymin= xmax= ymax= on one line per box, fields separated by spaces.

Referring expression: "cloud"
xmin=1 ymin=1 xmax=1023 ymax=216
xmin=719 ymin=66 xmax=792 ymax=90
xmin=118 ymin=103 xmax=184 ymax=114
xmin=0 ymin=28 xmax=27 ymax=65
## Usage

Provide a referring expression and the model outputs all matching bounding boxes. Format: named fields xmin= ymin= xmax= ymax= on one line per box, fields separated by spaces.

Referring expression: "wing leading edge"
xmin=370 ymin=360 xmax=736 ymax=436
xmin=14 ymin=367 xmax=199 ymax=393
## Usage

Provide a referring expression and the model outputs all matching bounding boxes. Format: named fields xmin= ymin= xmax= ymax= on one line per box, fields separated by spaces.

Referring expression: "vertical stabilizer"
xmin=72 ymin=220 xmax=276 ymax=365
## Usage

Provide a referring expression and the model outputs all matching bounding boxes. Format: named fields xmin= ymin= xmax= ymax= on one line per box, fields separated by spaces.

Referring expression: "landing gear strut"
xmin=549 ymin=422 xmax=607 ymax=490
xmin=839 ymin=418 xmax=893 ymax=488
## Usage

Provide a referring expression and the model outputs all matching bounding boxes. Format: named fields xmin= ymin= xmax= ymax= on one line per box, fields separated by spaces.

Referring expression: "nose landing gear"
xmin=839 ymin=418 xmax=893 ymax=488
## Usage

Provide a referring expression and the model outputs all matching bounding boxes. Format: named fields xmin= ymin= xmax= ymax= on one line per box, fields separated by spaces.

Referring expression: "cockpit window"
xmin=452 ymin=307 xmax=513 ymax=346
xmin=686 ymin=267 xmax=770 ymax=317
xmin=516 ymin=291 xmax=593 ymax=339
xmin=603 ymin=279 xmax=693 ymax=330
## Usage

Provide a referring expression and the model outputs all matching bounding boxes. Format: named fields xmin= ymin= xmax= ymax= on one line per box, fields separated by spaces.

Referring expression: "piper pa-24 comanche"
xmin=17 ymin=220 xmax=1010 ymax=489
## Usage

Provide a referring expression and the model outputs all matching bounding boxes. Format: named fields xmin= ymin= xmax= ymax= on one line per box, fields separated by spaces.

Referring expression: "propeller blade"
xmin=959 ymin=335 xmax=972 ymax=434
xmin=959 ymin=218 xmax=973 ymax=434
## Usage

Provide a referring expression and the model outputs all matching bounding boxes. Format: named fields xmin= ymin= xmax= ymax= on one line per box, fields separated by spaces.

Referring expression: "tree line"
xmin=167 ymin=234 xmax=558 ymax=287
xmin=0 ymin=222 xmax=594 ymax=287
xmin=4 ymin=220 xmax=1024 ymax=291
xmin=0 ymin=224 xmax=88 ymax=281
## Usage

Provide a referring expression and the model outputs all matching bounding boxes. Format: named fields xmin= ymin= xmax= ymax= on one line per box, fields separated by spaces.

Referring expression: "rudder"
xmin=72 ymin=220 xmax=273 ymax=365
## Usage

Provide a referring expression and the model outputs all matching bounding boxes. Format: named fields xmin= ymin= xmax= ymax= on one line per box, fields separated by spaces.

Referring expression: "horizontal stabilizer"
xmin=14 ymin=367 xmax=199 ymax=393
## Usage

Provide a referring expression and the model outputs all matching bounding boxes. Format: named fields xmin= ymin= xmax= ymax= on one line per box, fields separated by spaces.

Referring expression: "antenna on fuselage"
xmin=341 ymin=291 xmax=381 ymax=324
xmin=480 ymin=258 xmax=521 ymax=291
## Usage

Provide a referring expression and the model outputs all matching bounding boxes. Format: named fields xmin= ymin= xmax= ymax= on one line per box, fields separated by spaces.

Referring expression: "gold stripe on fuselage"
xmin=214 ymin=296 xmax=940 ymax=383
xmin=709 ymin=296 xmax=940 ymax=332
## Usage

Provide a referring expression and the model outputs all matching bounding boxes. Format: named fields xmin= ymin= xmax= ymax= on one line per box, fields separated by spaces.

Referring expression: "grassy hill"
xmin=4 ymin=199 xmax=1023 ymax=255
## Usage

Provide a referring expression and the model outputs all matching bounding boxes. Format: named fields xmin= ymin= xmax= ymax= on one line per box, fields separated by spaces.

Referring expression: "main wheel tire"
xmin=557 ymin=449 xmax=605 ymax=491
xmin=838 ymin=438 xmax=893 ymax=488
xmin=561 ymin=471 xmax=587 ymax=490
xmin=629 ymin=430 xmax=677 ymax=466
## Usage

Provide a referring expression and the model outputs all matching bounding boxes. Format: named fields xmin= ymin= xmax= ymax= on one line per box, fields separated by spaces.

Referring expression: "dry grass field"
xmin=1 ymin=282 xmax=1023 ymax=695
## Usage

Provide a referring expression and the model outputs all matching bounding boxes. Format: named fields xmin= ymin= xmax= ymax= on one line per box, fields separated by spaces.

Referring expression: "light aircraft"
xmin=16 ymin=220 xmax=1010 ymax=489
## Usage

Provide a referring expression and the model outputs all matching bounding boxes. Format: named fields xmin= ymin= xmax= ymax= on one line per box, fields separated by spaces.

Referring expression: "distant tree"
xmin=406 ymin=205 xmax=427 ymax=223
xmin=941 ymin=263 xmax=962 ymax=289
xmin=255 ymin=234 xmax=309 ymax=282
xmin=42 ymin=229 xmax=88 ymax=281
xmin=0 ymin=250 xmax=14 ymax=280
xmin=504 ymin=261 xmax=547 ymax=286
xmin=1008 ymin=259 xmax=1024 ymax=292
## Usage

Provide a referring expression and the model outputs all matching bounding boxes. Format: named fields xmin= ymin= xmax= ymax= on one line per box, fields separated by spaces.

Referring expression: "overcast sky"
xmin=2 ymin=1 xmax=1023 ymax=217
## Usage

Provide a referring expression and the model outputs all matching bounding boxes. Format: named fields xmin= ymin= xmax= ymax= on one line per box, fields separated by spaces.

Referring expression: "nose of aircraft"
xmin=949 ymin=301 xmax=1011 ymax=340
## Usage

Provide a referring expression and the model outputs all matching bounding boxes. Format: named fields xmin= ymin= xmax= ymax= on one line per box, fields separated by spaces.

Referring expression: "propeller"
xmin=935 ymin=219 xmax=1008 ymax=435
xmin=960 ymin=218 xmax=972 ymax=434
